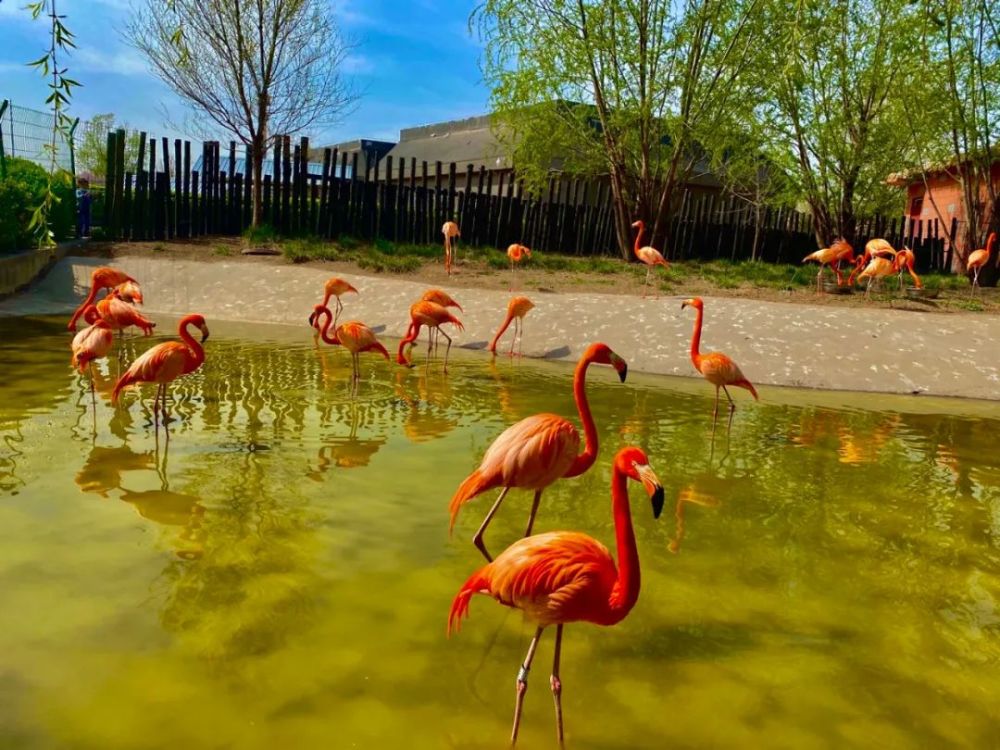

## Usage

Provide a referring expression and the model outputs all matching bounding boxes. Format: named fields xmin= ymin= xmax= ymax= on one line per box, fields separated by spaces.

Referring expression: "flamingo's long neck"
xmin=689 ymin=306 xmax=704 ymax=369
xmin=988 ymin=232 xmax=996 ymax=259
xmin=321 ymin=290 xmax=332 ymax=308
xmin=633 ymin=223 xmax=643 ymax=256
xmin=317 ymin=309 xmax=340 ymax=345
xmin=396 ymin=321 xmax=420 ymax=364
xmin=179 ymin=318 xmax=206 ymax=370
xmin=489 ymin=312 xmax=515 ymax=352
xmin=68 ymin=286 xmax=100 ymax=329
xmin=606 ymin=467 xmax=640 ymax=622
xmin=565 ymin=354 xmax=598 ymax=478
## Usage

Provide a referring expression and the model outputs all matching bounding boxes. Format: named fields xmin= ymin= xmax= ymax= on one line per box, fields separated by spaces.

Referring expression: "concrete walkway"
xmin=4 ymin=255 xmax=999 ymax=401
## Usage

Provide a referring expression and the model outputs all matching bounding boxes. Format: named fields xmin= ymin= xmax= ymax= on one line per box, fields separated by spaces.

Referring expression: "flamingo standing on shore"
xmin=967 ymin=232 xmax=996 ymax=294
xmin=71 ymin=305 xmax=114 ymax=407
xmin=309 ymin=304 xmax=390 ymax=388
xmin=892 ymin=248 xmax=922 ymax=290
xmin=630 ymin=220 xmax=669 ymax=298
xmin=857 ymin=256 xmax=895 ymax=298
xmin=318 ymin=277 xmax=359 ymax=329
xmin=489 ymin=296 xmax=535 ymax=356
xmin=112 ymin=314 xmax=209 ymax=431
xmin=681 ymin=297 xmax=758 ymax=435
xmin=396 ymin=301 xmax=464 ymax=372
xmin=846 ymin=239 xmax=896 ymax=286
xmin=802 ymin=239 xmax=855 ymax=291
xmin=67 ymin=266 xmax=139 ymax=330
xmin=507 ymin=243 xmax=532 ymax=290
xmin=449 ymin=342 xmax=628 ymax=561
xmin=443 ymin=221 xmax=461 ymax=275
xmin=449 ymin=446 xmax=664 ymax=746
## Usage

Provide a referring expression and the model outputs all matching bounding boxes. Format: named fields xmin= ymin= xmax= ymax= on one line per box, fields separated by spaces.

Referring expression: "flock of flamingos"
xmin=61 ymin=221 xmax=995 ymax=745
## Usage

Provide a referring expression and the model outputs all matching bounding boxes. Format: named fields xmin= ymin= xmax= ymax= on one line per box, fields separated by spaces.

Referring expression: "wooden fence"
xmin=100 ymin=130 xmax=954 ymax=272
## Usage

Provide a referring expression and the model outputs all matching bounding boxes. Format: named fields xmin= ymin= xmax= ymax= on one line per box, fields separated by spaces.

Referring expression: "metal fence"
xmin=0 ymin=99 xmax=78 ymax=174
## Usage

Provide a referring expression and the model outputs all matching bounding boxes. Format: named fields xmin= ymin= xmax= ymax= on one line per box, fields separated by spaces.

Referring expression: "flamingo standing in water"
xmin=114 ymin=279 xmax=144 ymax=305
xmin=803 ymin=239 xmax=855 ymax=291
xmin=449 ymin=342 xmax=628 ymax=561
xmin=96 ymin=289 xmax=156 ymax=360
xmin=67 ymin=266 xmax=139 ymax=330
xmin=442 ymin=221 xmax=461 ymax=275
xmin=892 ymin=248 xmax=922 ymax=290
xmin=449 ymin=446 xmax=664 ymax=746
xmin=309 ymin=304 xmax=390 ymax=388
xmin=681 ymin=298 xmax=758 ymax=435
xmin=396 ymin=301 xmax=464 ymax=372
xmin=967 ymin=232 xmax=996 ymax=294
xmin=70 ymin=305 xmax=114 ymax=407
xmin=507 ymin=243 xmax=531 ymax=290
xmin=421 ymin=289 xmax=463 ymax=352
xmin=112 ymin=314 xmax=209 ymax=430
xmin=317 ymin=277 xmax=359 ymax=329
xmin=489 ymin=296 xmax=534 ymax=356
xmin=629 ymin=220 xmax=669 ymax=298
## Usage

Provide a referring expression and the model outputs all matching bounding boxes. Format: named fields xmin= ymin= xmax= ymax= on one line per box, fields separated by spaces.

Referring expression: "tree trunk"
xmin=251 ymin=133 xmax=266 ymax=228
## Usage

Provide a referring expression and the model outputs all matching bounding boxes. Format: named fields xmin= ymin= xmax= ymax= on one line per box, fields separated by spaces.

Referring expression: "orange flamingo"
xmin=507 ymin=243 xmax=532 ymax=290
xmin=681 ymin=297 xmax=758 ymax=434
xmin=112 ymin=314 xmax=209 ymax=429
xmin=489 ymin=296 xmax=534 ymax=356
xmin=96 ymin=290 xmax=156 ymax=338
xmin=449 ymin=342 xmax=628 ymax=561
xmin=857 ymin=256 xmax=895 ymax=298
xmin=630 ymin=220 xmax=669 ymax=297
xmin=71 ymin=305 xmax=114 ymax=407
xmin=442 ymin=221 xmax=461 ymax=275
xmin=846 ymin=239 xmax=896 ymax=286
xmin=309 ymin=304 xmax=390 ymax=386
xmin=892 ymin=248 xmax=922 ymax=290
xmin=421 ymin=289 xmax=464 ymax=352
xmin=318 ymin=277 xmax=359 ymax=329
xmin=68 ymin=266 xmax=138 ymax=330
xmin=114 ymin=279 xmax=144 ymax=305
xmin=967 ymin=232 xmax=996 ymax=294
xmin=396 ymin=300 xmax=464 ymax=372
xmin=802 ymin=239 xmax=855 ymax=291
xmin=448 ymin=446 xmax=663 ymax=746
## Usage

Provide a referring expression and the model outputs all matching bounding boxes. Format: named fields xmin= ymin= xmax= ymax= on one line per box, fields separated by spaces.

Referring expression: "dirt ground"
xmin=81 ymin=237 xmax=1000 ymax=317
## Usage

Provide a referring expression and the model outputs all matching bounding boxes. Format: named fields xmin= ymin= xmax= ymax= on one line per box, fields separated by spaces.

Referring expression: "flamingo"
xmin=892 ymin=248 xmax=922 ymax=290
xmin=421 ymin=289 xmax=464 ymax=352
xmin=112 ymin=313 xmax=209 ymax=430
xmin=507 ymin=243 xmax=532 ymax=290
xmin=318 ymin=277 xmax=359 ymax=329
xmin=442 ymin=221 xmax=461 ymax=275
xmin=308 ymin=304 xmax=390 ymax=387
xmin=630 ymin=220 xmax=669 ymax=298
xmin=96 ymin=290 xmax=156 ymax=337
xmin=681 ymin=297 xmax=758 ymax=435
xmin=846 ymin=239 xmax=896 ymax=287
xmin=489 ymin=296 xmax=535 ymax=357
xmin=967 ymin=232 xmax=996 ymax=294
xmin=449 ymin=342 xmax=628 ymax=561
xmin=114 ymin=279 xmax=144 ymax=305
xmin=396 ymin=300 xmax=464 ymax=372
xmin=802 ymin=239 xmax=855 ymax=291
xmin=448 ymin=446 xmax=664 ymax=746
xmin=70 ymin=305 xmax=114 ymax=407
xmin=67 ymin=266 xmax=139 ymax=330
xmin=857 ymin=256 xmax=895 ymax=299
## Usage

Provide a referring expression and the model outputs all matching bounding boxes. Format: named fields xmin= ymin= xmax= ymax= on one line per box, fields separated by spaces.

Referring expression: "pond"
xmin=1 ymin=314 xmax=1000 ymax=749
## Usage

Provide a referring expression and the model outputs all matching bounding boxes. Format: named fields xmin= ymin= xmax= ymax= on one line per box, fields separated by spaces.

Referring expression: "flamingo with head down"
xmin=449 ymin=446 xmax=664 ymax=746
xmin=847 ymin=239 xmax=897 ymax=287
xmin=892 ymin=248 xmax=922 ymax=290
xmin=803 ymin=239 xmax=855 ymax=291
xmin=489 ymin=296 xmax=534 ymax=357
xmin=67 ymin=266 xmax=139 ymax=330
xmin=396 ymin=301 xmax=464 ymax=372
xmin=442 ymin=221 xmax=461 ymax=274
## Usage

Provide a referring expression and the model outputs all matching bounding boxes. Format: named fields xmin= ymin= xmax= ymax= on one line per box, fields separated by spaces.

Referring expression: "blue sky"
xmin=0 ymin=0 xmax=490 ymax=145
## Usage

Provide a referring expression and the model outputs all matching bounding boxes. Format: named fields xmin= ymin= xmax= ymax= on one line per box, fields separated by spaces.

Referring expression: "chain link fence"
xmin=0 ymin=99 xmax=79 ymax=175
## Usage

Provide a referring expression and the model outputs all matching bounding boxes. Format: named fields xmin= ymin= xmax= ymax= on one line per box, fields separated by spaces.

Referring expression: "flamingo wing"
xmin=71 ymin=324 xmax=114 ymax=370
xmin=125 ymin=342 xmax=190 ymax=384
xmin=479 ymin=414 xmax=580 ymax=488
xmin=698 ymin=352 xmax=748 ymax=386
xmin=637 ymin=247 xmax=668 ymax=267
xmin=968 ymin=249 xmax=989 ymax=269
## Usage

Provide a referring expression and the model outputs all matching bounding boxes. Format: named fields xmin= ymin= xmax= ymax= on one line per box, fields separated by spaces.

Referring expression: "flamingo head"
xmin=630 ymin=220 xmax=644 ymax=231
xmin=585 ymin=343 xmax=628 ymax=382
xmin=309 ymin=304 xmax=332 ymax=330
xmin=680 ymin=297 xmax=704 ymax=311
xmin=186 ymin=314 xmax=210 ymax=342
xmin=615 ymin=447 xmax=665 ymax=519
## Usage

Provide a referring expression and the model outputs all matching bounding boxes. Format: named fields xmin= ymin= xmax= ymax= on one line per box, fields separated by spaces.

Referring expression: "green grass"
xmin=213 ymin=244 xmax=234 ymax=257
xmin=243 ymin=223 xmax=279 ymax=246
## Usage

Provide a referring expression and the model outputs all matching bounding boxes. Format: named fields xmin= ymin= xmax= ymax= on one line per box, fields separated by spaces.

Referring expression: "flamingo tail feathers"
xmin=448 ymin=569 xmax=488 ymax=636
xmin=448 ymin=469 xmax=500 ymax=535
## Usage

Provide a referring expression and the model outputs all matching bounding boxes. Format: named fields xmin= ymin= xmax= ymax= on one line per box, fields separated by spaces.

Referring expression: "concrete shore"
xmin=4 ymin=254 xmax=1000 ymax=402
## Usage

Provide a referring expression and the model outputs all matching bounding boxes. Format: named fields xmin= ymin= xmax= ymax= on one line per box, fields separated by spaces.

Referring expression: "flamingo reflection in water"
xmin=307 ymin=404 xmax=386 ymax=480
xmin=449 ymin=447 xmax=664 ymax=746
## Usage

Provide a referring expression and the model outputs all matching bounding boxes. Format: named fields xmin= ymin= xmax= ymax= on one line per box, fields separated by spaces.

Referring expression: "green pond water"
xmin=2 ymin=314 xmax=1000 ymax=749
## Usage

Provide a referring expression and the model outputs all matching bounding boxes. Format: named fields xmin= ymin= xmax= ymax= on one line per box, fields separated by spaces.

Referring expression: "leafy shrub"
xmin=0 ymin=158 xmax=75 ymax=253
xmin=243 ymin=222 xmax=278 ymax=245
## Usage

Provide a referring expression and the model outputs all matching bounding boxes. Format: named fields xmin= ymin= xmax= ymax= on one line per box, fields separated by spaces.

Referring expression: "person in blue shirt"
xmin=76 ymin=178 xmax=92 ymax=237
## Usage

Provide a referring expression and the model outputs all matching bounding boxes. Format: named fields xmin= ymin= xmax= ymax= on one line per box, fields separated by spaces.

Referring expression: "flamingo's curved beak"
xmin=199 ymin=323 xmax=210 ymax=343
xmin=609 ymin=352 xmax=628 ymax=383
xmin=308 ymin=311 xmax=317 ymax=327
xmin=636 ymin=464 xmax=664 ymax=519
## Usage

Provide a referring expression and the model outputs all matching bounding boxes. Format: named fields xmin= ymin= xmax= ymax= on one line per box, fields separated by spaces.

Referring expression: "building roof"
xmin=886 ymin=153 xmax=1000 ymax=187
xmin=382 ymin=115 xmax=510 ymax=177
xmin=191 ymin=155 xmax=349 ymax=179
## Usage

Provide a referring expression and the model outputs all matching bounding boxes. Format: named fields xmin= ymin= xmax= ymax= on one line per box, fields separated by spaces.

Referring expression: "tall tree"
xmin=473 ymin=0 xmax=763 ymax=260
xmin=757 ymin=0 xmax=917 ymax=248
xmin=127 ymin=0 xmax=358 ymax=228
xmin=77 ymin=114 xmax=141 ymax=180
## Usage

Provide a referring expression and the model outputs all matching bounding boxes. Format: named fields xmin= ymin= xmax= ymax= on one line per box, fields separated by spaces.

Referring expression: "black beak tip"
xmin=201 ymin=330 xmax=210 ymax=343
xmin=651 ymin=487 xmax=665 ymax=519
xmin=618 ymin=365 xmax=628 ymax=383
xmin=308 ymin=313 xmax=316 ymax=326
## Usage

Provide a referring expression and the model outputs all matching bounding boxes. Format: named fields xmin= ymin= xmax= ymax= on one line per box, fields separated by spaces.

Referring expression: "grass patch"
xmin=213 ymin=244 xmax=234 ymax=257
xmin=948 ymin=298 xmax=985 ymax=312
xmin=152 ymin=243 xmax=166 ymax=253
xmin=243 ymin=223 xmax=278 ymax=246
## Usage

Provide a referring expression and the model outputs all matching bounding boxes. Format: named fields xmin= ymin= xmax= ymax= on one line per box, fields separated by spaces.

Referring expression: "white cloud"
xmin=73 ymin=46 xmax=149 ymax=76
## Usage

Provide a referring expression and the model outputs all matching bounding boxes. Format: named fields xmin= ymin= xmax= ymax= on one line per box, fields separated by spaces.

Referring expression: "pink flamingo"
xmin=309 ymin=304 xmax=390 ymax=386
xmin=67 ymin=266 xmax=139 ymax=330
xmin=70 ymin=305 xmax=114 ymax=407
xmin=442 ymin=221 xmax=461 ymax=274
xmin=489 ymin=296 xmax=534 ymax=356
xmin=449 ymin=342 xmax=628 ymax=561
xmin=449 ymin=446 xmax=664 ymax=745
xmin=396 ymin=301 xmax=464 ymax=372
xmin=630 ymin=220 xmax=669 ymax=297
xmin=507 ymin=243 xmax=531 ymax=290
xmin=318 ymin=277 xmax=359 ymax=329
